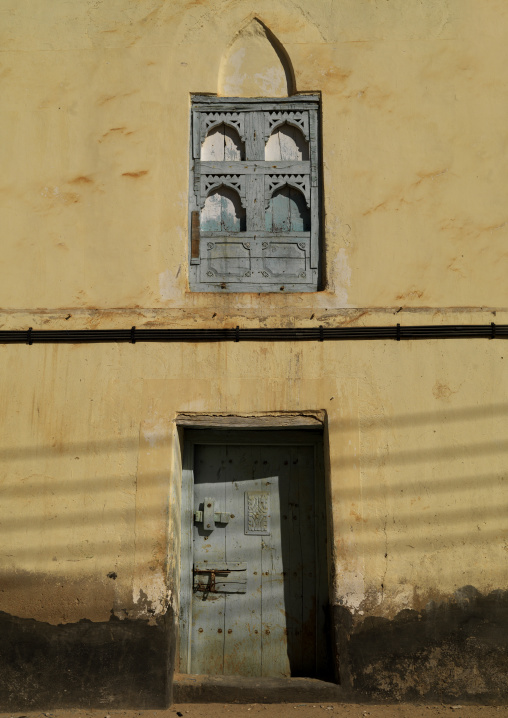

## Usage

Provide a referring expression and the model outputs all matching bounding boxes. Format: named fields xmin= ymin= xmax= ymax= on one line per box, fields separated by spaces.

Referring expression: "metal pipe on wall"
xmin=0 ymin=323 xmax=505 ymax=344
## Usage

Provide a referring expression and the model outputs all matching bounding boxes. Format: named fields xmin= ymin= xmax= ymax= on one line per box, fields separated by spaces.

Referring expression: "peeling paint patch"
xmin=133 ymin=569 xmax=167 ymax=621
xmin=40 ymin=186 xmax=80 ymax=205
xmin=253 ymin=66 xmax=287 ymax=96
xmin=389 ymin=583 xmax=414 ymax=612
xmin=338 ymin=569 xmax=365 ymax=613
xmin=221 ymin=47 xmax=247 ymax=96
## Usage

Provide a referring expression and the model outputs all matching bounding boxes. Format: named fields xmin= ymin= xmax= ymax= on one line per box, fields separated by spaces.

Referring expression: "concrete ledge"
xmin=173 ymin=674 xmax=343 ymax=703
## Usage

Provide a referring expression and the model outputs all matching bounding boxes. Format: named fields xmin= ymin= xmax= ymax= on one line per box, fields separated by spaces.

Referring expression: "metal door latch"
xmin=193 ymin=567 xmax=231 ymax=594
xmin=194 ymin=497 xmax=230 ymax=530
xmin=193 ymin=562 xmax=247 ymax=595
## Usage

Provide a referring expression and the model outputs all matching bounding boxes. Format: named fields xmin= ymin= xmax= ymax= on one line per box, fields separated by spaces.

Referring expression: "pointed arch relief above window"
xmin=188 ymin=22 xmax=320 ymax=292
xmin=218 ymin=18 xmax=295 ymax=98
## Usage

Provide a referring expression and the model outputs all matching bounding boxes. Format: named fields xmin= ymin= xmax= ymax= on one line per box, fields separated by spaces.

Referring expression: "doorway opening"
xmin=179 ymin=427 xmax=331 ymax=680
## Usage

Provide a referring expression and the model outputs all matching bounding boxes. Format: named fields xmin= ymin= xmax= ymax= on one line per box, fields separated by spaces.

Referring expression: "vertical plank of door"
xmin=180 ymin=441 xmax=195 ymax=674
xmin=294 ymin=444 xmax=318 ymax=676
xmin=190 ymin=444 xmax=227 ymax=675
xmin=223 ymin=445 xmax=262 ymax=676
xmin=283 ymin=444 xmax=303 ymax=673
xmin=261 ymin=446 xmax=291 ymax=677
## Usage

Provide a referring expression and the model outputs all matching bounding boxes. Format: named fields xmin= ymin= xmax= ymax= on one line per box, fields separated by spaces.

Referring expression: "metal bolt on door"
xmin=181 ymin=431 xmax=329 ymax=678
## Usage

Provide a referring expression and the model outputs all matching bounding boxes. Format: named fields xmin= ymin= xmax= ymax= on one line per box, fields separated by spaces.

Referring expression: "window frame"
xmin=188 ymin=94 xmax=321 ymax=293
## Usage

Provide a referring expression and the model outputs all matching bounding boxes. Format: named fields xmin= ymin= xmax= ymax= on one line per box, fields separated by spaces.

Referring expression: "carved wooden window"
xmin=189 ymin=96 xmax=320 ymax=292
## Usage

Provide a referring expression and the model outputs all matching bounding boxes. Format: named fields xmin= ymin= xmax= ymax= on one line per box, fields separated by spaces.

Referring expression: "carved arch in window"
xmin=201 ymin=186 xmax=247 ymax=232
xmin=189 ymin=95 xmax=320 ymax=292
xmin=265 ymin=174 xmax=310 ymax=209
xmin=265 ymin=184 xmax=310 ymax=233
xmin=265 ymin=122 xmax=309 ymax=161
xmin=201 ymin=122 xmax=245 ymax=161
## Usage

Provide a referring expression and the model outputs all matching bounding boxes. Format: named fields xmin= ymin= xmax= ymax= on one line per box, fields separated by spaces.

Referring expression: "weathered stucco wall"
xmin=1 ymin=0 xmax=508 ymax=314
xmin=1 ymin=0 xmax=508 ymax=708
xmin=2 ymin=339 xmax=508 ymax=704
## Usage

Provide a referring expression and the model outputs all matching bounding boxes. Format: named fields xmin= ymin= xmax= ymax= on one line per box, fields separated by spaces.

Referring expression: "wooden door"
xmin=180 ymin=431 xmax=329 ymax=678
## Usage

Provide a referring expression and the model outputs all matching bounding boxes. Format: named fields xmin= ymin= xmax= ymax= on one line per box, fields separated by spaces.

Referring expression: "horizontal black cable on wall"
xmin=0 ymin=323 xmax=506 ymax=344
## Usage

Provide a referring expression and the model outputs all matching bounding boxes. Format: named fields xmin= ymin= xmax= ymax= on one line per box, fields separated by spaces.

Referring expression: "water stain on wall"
xmin=122 ymin=170 xmax=149 ymax=178
xmin=0 ymin=608 xmax=175 ymax=710
xmin=334 ymin=586 xmax=508 ymax=702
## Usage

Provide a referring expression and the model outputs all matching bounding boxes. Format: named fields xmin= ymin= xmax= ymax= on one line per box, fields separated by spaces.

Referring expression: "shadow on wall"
xmin=0 ymin=402 xmax=508 ymax=707
xmin=2 ymin=403 xmax=507 ymax=564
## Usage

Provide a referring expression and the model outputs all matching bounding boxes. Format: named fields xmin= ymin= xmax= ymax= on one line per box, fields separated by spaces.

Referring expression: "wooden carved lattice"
xmin=200 ymin=175 xmax=246 ymax=208
xmin=264 ymin=111 xmax=309 ymax=141
xmin=190 ymin=96 xmax=319 ymax=290
xmin=200 ymin=112 xmax=245 ymax=145
xmin=265 ymin=174 xmax=310 ymax=208
xmin=245 ymin=491 xmax=270 ymax=535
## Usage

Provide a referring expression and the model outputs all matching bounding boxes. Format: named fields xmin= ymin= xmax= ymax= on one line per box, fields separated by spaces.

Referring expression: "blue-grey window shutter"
xmin=189 ymin=96 xmax=320 ymax=292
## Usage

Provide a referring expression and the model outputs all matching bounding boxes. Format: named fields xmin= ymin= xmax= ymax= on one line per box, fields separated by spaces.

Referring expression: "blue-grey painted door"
xmin=187 ymin=434 xmax=328 ymax=678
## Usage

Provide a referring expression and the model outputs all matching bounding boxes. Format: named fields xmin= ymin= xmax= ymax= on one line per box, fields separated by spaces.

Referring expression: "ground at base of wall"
xmin=1 ymin=704 xmax=507 ymax=718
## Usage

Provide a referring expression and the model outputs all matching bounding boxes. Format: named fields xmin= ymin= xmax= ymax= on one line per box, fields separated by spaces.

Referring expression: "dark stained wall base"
xmin=3 ymin=587 xmax=508 ymax=708
xmin=334 ymin=586 xmax=508 ymax=703
xmin=0 ymin=609 xmax=175 ymax=710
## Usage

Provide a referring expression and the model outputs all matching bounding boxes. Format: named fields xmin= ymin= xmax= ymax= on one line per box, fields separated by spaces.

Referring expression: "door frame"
xmin=178 ymin=425 xmax=330 ymax=677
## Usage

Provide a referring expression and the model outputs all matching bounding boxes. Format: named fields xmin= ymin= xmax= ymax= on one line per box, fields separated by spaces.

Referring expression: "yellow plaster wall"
xmin=0 ymin=0 xmax=507 ymax=316
xmin=0 ymin=0 xmax=508 ymax=628
xmin=1 ymin=340 xmax=507 ymax=623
